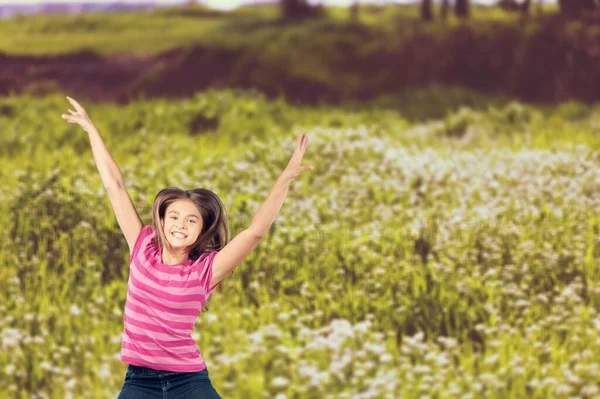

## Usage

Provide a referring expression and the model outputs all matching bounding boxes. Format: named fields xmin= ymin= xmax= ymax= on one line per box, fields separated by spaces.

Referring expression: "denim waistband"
xmin=127 ymin=364 xmax=208 ymax=375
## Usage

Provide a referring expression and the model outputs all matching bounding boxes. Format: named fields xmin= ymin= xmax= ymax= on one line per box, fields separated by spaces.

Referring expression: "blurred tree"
xmin=350 ymin=0 xmax=360 ymax=23
xmin=559 ymin=0 xmax=598 ymax=16
xmin=421 ymin=0 xmax=434 ymax=21
xmin=441 ymin=0 xmax=450 ymax=20
xmin=498 ymin=0 xmax=532 ymax=14
xmin=535 ymin=0 xmax=543 ymax=15
xmin=280 ymin=0 xmax=324 ymax=20
xmin=455 ymin=0 xmax=470 ymax=18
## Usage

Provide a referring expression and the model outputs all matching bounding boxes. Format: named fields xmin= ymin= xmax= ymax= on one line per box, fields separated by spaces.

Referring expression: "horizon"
xmin=0 ymin=0 xmax=554 ymax=9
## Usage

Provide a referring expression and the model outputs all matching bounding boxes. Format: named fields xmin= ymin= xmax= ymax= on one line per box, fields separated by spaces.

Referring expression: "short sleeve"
xmin=198 ymin=250 xmax=221 ymax=294
xmin=129 ymin=225 xmax=152 ymax=264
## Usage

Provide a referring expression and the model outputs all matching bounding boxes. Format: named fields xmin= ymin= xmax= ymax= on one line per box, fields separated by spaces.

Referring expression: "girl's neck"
xmin=161 ymin=246 xmax=188 ymax=265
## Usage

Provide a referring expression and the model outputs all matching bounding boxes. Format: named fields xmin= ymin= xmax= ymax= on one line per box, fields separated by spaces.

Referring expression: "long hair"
xmin=151 ymin=187 xmax=230 ymax=262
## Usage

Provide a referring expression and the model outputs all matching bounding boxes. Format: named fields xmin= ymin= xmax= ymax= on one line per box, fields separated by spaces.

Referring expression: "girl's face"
xmin=161 ymin=200 xmax=203 ymax=250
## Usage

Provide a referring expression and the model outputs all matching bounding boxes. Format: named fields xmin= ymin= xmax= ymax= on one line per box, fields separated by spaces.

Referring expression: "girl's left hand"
xmin=281 ymin=134 xmax=314 ymax=182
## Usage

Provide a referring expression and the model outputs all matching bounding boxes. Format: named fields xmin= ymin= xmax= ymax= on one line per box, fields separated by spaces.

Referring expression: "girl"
xmin=61 ymin=96 xmax=313 ymax=398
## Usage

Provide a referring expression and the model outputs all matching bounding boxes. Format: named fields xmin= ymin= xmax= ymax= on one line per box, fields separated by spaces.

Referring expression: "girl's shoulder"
xmin=129 ymin=225 xmax=156 ymax=264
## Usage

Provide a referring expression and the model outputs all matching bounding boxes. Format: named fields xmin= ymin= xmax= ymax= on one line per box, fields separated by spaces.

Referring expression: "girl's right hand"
xmin=61 ymin=96 xmax=95 ymax=133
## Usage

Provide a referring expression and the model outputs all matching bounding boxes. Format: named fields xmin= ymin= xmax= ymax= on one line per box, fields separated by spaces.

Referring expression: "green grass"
xmin=0 ymin=3 xmax=561 ymax=56
xmin=0 ymin=87 xmax=599 ymax=398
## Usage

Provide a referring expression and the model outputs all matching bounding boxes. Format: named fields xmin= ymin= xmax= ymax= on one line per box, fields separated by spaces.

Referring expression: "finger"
xmin=70 ymin=101 xmax=84 ymax=113
xmin=67 ymin=96 xmax=85 ymax=113
xmin=292 ymin=135 xmax=308 ymax=163
xmin=300 ymin=134 xmax=308 ymax=152
xmin=68 ymin=109 xmax=77 ymax=114
xmin=298 ymin=134 xmax=308 ymax=149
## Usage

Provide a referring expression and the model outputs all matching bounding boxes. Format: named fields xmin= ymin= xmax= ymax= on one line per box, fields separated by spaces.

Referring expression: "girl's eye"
xmin=171 ymin=216 xmax=195 ymax=223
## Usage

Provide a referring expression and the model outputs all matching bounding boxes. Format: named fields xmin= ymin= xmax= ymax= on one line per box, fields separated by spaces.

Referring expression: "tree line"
xmin=279 ymin=0 xmax=599 ymax=21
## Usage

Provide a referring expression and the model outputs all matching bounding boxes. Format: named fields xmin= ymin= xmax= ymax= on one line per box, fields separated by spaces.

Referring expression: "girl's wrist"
xmin=84 ymin=122 xmax=97 ymax=134
xmin=277 ymin=172 xmax=293 ymax=185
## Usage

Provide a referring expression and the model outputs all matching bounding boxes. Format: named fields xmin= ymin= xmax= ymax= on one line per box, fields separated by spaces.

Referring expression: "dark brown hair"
xmin=151 ymin=186 xmax=230 ymax=262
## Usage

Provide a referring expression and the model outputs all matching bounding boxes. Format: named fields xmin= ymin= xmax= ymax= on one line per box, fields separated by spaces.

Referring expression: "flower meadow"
xmin=0 ymin=89 xmax=599 ymax=398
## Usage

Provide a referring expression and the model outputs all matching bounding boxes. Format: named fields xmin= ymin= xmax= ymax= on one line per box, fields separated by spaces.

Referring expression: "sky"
xmin=0 ymin=0 xmax=554 ymax=9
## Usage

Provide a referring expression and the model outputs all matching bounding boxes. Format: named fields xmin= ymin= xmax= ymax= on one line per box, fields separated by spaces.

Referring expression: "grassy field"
xmin=0 ymin=3 xmax=561 ymax=56
xmin=0 ymin=86 xmax=599 ymax=398
xmin=3 ymin=2 xmax=594 ymax=107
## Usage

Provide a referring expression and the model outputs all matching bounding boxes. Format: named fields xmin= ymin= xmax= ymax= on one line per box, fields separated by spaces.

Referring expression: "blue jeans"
xmin=117 ymin=364 xmax=222 ymax=399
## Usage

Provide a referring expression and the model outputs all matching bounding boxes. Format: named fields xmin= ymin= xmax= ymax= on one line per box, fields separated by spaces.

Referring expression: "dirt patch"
xmin=0 ymin=49 xmax=207 ymax=104
xmin=0 ymin=45 xmax=338 ymax=105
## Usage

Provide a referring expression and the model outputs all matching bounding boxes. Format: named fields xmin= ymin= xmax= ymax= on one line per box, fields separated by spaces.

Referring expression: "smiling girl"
xmin=61 ymin=96 xmax=313 ymax=398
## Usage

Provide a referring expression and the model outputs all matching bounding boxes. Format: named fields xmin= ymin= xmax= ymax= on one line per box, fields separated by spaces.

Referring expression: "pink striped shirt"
xmin=120 ymin=225 xmax=221 ymax=372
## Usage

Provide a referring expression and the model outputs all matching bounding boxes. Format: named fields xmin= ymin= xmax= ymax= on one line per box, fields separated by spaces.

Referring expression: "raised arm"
xmin=61 ymin=96 xmax=142 ymax=253
xmin=209 ymin=134 xmax=314 ymax=288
